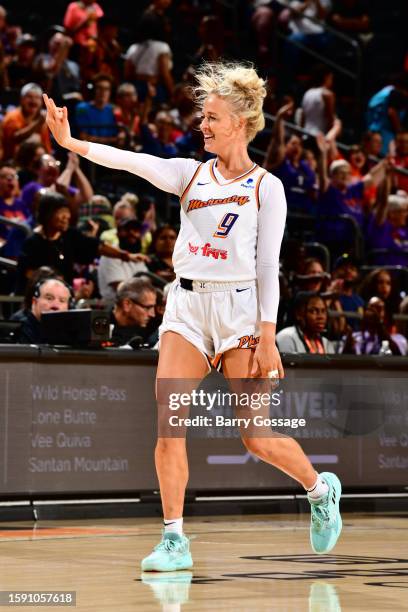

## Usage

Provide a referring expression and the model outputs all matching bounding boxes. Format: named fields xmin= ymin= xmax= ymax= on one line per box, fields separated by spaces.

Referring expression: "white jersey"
xmin=84 ymin=143 xmax=287 ymax=322
xmin=174 ymin=159 xmax=266 ymax=281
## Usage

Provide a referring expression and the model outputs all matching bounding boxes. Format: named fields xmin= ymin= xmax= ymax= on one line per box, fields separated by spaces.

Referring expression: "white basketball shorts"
xmin=159 ymin=278 xmax=260 ymax=370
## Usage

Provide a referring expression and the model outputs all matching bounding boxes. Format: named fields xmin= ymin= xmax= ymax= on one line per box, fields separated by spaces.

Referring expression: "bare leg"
xmin=155 ymin=331 xmax=209 ymax=518
xmin=222 ymin=348 xmax=317 ymax=489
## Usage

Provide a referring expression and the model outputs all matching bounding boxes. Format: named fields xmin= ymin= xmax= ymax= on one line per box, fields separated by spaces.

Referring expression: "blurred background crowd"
xmin=0 ymin=0 xmax=407 ymax=354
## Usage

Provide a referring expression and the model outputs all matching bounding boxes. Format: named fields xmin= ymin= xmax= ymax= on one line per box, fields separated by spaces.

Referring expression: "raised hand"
xmin=42 ymin=93 xmax=72 ymax=148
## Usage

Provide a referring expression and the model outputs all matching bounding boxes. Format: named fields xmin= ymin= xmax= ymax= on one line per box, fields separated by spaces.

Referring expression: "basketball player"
xmin=43 ymin=61 xmax=342 ymax=572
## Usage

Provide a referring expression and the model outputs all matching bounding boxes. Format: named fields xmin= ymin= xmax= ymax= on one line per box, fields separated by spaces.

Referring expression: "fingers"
xmin=250 ymin=354 xmax=259 ymax=377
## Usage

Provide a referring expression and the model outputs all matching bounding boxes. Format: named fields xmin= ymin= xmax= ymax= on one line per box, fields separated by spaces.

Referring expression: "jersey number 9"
xmin=213 ymin=212 xmax=239 ymax=238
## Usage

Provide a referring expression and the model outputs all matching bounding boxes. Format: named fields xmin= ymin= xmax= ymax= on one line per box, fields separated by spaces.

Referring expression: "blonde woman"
xmin=43 ymin=61 xmax=342 ymax=572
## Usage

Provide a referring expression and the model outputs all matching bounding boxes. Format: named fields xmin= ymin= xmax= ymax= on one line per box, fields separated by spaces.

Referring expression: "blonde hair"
xmin=194 ymin=62 xmax=267 ymax=143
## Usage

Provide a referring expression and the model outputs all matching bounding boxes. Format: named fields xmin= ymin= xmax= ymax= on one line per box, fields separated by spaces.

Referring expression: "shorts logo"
xmin=187 ymin=195 xmax=250 ymax=212
xmin=188 ymin=242 xmax=228 ymax=260
xmin=237 ymin=334 xmax=260 ymax=349
xmin=240 ymin=177 xmax=255 ymax=189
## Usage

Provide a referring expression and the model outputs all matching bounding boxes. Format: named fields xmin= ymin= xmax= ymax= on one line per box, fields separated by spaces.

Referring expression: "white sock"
xmin=307 ymin=474 xmax=329 ymax=499
xmin=163 ymin=517 xmax=183 ymax=535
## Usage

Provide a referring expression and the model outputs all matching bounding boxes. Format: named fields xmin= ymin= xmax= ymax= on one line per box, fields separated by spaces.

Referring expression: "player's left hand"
xmin=251 ymin=341 xmax=284 ymax=380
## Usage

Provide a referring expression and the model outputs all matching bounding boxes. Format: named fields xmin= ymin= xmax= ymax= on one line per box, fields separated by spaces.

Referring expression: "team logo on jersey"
xmin=186 ymin=195 xmax=250 ymax=212
xmin=188 ymin=242 xmax=228 ymax=260
xmin=237 ymin=334 xmax=260 ymax=349
xmin=240 ymin=177 xmax=255 ymax=189
xmin=188 ymin=242 xmax=200 ymax=254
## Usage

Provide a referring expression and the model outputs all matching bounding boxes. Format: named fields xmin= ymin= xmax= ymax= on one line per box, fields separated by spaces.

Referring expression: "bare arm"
xmin=315 ymin=132 xmax=330 ymax=193
xmin=323 ymin=90 xmax=335 ymax=133
xmin=363 ymin=159 xmax=387 ymax=188
xmin=157 ymin=53 xmax=174 ymax=97
xmin=263 ymin=102 xmax=293 ymax=171
xmin=372 ymin=166 xmax=392 ymax=226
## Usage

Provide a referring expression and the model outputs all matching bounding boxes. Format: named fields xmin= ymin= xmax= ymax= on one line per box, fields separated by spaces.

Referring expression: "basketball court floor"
xmin=0 ymin=513 xmax=407 ymax=611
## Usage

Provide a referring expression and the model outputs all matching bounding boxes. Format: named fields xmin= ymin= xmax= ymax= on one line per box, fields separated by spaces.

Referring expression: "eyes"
xmin=200 ymin=115 xmax=217 ymax=123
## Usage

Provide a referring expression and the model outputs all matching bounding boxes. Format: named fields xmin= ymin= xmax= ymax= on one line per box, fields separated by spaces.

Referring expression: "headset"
xmin=32 ymin=277 xmax=76 ymax=310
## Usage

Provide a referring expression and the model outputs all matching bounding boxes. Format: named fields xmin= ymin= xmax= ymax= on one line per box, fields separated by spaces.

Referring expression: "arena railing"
xmin=0 ymin=216 xmax=33 ymax=238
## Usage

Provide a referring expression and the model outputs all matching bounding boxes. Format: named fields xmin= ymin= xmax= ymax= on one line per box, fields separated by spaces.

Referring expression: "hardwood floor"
xmin=0 ymin=514 xmax=406 ymax=610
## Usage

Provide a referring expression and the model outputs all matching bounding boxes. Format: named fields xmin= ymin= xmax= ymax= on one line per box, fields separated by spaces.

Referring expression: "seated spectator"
xmin=293 ymin=257 xmax=329 ymax=293
xmin=140 ymin=91 xmax=179 ymax=157
xmin=0 ymin=163 xmax=31 ymax=222
xmin=110 ymin=277 xmax=157 ymax=346
xmin=0 ymin=164 xmax=32 ymax=253
xmin=33 ymin=31 xmax=81 ymax=105
xmin=175 ymin=111 xmax=210 ymax=161
xmin=99 ymin=196 xmax=137 ymax=246
xmin=367 ymin=80 xmax=408 ymax=156
xmin=359 ymin=268 xmax=401 ymax=332
xmin=361 ymin=130 xmax=383 ymax=161
xmin=2 ymin=83 xmax=52 ymax=161
xmin=300 ymin=65 xmax=336 ymax=137
xmin=330 ymin=254 xmax=364 ymax=329
xmin=21 ymin=152 xmax=94 ymax=219
xmin=329 ymin=0 xmax=371 ymax=36
xmin=264 ymin=101 xmax=318 ymax=213
xmin=15 ymin=141 xmax=46 ymax=188
xmin=98 ymin=217 xmax=148 ymax=302
xmin=78 ymin=193 xmax=113 ymax=229
xmin=124 ymin=26 xmax=174 ymax=102
xmin=147 ymin=224 xmax=176 ymax=282
xmin=394 ymin=131 xmax=408 ymax=193
xmin=15 ymin=191 xmax=147 ymax=292
xmin=276 ymin=292 xmax=337 ymax=354
xmin=75 ymin=73 xmax=118 ymax=145
xmin=169 ymin=83 xmax=195 ymax=133
xmin=366 ymin=190 xmax=408 ymax=266
xmin=14 ymin=277 xmax=72 ymax=343
xmin=7 ymin=33 xmax=37 ymax=89
xmin=63 ymin=0 xmax=104 ymax=49
xmin=113 ymin=83 xmax=141 ymax=149
xmin=343 ymin=296 xmax=407 ymax=355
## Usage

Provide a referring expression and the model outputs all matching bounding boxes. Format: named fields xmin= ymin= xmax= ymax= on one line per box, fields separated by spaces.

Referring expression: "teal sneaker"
xmin=308 ymin=472 xmax=342 ymax=554
xmin=141 ymin=532 xmax=193 ymax=572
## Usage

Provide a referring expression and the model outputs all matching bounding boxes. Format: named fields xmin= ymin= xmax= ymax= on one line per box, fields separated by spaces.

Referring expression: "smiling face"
xmin=200 ymin=94 xmax=244 ymax=155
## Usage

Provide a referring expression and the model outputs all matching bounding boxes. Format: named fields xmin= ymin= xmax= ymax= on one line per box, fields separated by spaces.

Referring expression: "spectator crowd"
xmin=0 ymin=0 xmax=407 ymax=353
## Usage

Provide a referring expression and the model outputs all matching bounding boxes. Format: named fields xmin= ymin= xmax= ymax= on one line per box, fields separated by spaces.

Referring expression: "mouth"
xmin=203 ymin=135 xmax=214 ymax=142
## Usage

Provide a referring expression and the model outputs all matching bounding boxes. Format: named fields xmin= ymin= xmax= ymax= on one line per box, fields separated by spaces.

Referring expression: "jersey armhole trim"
xmin=180 ymin=163 xmax=203 ymax=205
xmin=255 ymin=171 xmax=268 ymax=210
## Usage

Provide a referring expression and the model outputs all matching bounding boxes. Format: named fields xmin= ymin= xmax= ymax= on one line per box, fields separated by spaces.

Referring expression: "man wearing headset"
xmin=16 ymin=277 xmax=73 ymax=343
